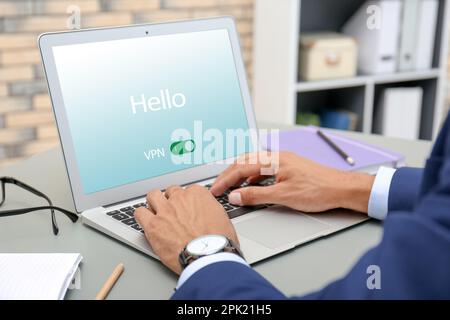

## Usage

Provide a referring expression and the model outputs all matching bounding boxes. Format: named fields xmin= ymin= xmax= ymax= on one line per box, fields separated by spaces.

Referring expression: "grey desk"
xmin=0 ymin=127 xmax=431 ymax=299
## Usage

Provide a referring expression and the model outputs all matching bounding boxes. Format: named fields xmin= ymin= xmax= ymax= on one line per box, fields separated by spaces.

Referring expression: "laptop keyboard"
xmin=105 ymin=177 xmax=276 ymax=235
xmin=105 ymin=202 xmax=147 ymax=234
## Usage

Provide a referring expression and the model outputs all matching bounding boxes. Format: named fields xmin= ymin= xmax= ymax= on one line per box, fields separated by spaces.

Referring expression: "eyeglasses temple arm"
xmin=0 ymin=181 xmax=5 ymax=206
xmin=0 ymin=206 xmax=78 ymax=223
xmin=4 ymin=178 xmax=53 ymax=205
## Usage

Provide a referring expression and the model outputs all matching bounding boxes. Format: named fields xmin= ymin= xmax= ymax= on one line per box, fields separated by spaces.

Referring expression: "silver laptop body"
xmin=39 ymin=17 xmax=368 ymax=265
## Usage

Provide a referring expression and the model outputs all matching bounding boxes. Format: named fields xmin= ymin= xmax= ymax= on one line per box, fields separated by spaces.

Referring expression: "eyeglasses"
xmin=0 ymin=177 xmax=78 ymax=235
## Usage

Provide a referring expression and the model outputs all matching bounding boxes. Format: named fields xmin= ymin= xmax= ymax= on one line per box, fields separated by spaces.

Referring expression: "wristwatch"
xmin=178 ymin=234 xmax=244 ymax=269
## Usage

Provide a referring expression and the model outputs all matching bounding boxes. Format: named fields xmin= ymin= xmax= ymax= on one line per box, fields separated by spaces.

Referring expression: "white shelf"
xmin=253 ymin=0 xmax=450 ymax=140
xmin=296 ymin=76 xmax=366 ymax=92
xmin=295 ymin=69 xmax=441 ymax=92
xmin=372 ymin=68 xmax=441 ymax=84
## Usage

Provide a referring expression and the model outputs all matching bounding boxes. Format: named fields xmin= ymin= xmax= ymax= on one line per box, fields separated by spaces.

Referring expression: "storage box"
xmin=299 ymin=32 xmax=357 ymax=81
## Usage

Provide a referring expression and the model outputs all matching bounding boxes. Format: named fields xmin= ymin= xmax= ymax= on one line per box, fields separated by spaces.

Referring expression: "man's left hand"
xmin=135 ymin=184 xmax=239 ymax=275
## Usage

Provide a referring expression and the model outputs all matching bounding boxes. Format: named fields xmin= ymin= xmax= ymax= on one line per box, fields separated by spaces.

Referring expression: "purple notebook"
xmin=262 ymin=126 xmax=404 ymax=173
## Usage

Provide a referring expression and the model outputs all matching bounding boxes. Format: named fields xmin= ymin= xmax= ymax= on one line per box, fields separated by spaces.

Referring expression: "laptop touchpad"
xmin=235 ymin=207 xmax=330 ymax=249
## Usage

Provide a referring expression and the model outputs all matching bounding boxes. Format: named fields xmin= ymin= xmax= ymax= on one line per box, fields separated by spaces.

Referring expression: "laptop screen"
xmin=52 ymin=29 xmax=252 ymax=194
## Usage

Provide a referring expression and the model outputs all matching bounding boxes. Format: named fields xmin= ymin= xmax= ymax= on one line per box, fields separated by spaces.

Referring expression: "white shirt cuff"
xmin=176 ymin=252 xmax=249 ymax=289
xmin=368 ymin=166 xmax=396 ymax=220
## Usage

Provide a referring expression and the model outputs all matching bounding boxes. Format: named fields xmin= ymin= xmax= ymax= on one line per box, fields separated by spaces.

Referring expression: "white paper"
xmin=0 ymin=253 xmax=83 ymax=300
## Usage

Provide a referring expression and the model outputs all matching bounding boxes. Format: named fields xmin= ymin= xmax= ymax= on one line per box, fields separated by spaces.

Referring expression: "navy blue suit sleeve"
xmin=172 ymin=192 xmax=450 ymax=299
xmin=172 ymin=261 xmax=286 ymax=300
xmin=388 ymin=167 xmax=423 ymax=212
xmin=301 ymin=190 xmax=450 ymax=299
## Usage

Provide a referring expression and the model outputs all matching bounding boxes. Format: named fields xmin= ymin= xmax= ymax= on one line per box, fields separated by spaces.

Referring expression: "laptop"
xmin=39 ymin=17 xmax=368 ymax=264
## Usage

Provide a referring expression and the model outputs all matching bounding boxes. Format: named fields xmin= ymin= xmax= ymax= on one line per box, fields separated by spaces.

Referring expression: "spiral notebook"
xmin=262 ymin=126 xmax=404 ymax=174
xmin=0 ymin=253 xmax=83 ymax=300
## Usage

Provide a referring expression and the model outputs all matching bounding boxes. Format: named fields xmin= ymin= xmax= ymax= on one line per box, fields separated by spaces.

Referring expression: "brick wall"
xmin=0 ymin=0 xmax=254 ymax=168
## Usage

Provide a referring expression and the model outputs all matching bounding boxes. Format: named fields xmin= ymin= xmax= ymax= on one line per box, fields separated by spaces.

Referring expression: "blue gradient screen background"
xmin=53 ymin=29 xmax=250 ymax=194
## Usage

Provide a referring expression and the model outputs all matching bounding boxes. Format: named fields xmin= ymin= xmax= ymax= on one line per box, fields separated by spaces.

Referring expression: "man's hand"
xmin=134 ymin=184 xmax=238 ymax=275
xmin=210 ymin=151 xmax=375 ymax=213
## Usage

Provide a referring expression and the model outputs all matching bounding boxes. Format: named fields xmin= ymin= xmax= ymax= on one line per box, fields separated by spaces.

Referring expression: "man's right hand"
xmin=210 ymin=152 xmax=375 ymax=214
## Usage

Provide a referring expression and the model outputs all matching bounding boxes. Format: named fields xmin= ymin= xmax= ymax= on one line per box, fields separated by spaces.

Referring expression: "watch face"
xmin=186 ymin=235 xmax=228 ymax=256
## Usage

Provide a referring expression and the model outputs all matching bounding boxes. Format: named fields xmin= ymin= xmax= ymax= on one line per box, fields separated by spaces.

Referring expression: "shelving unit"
xmin=252 ymin=0 xmax=450 ymax=140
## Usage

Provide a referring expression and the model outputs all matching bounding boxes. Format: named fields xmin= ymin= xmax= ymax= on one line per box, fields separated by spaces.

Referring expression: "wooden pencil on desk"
xmin=95 ymin=263 xmax=124 ymax=300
